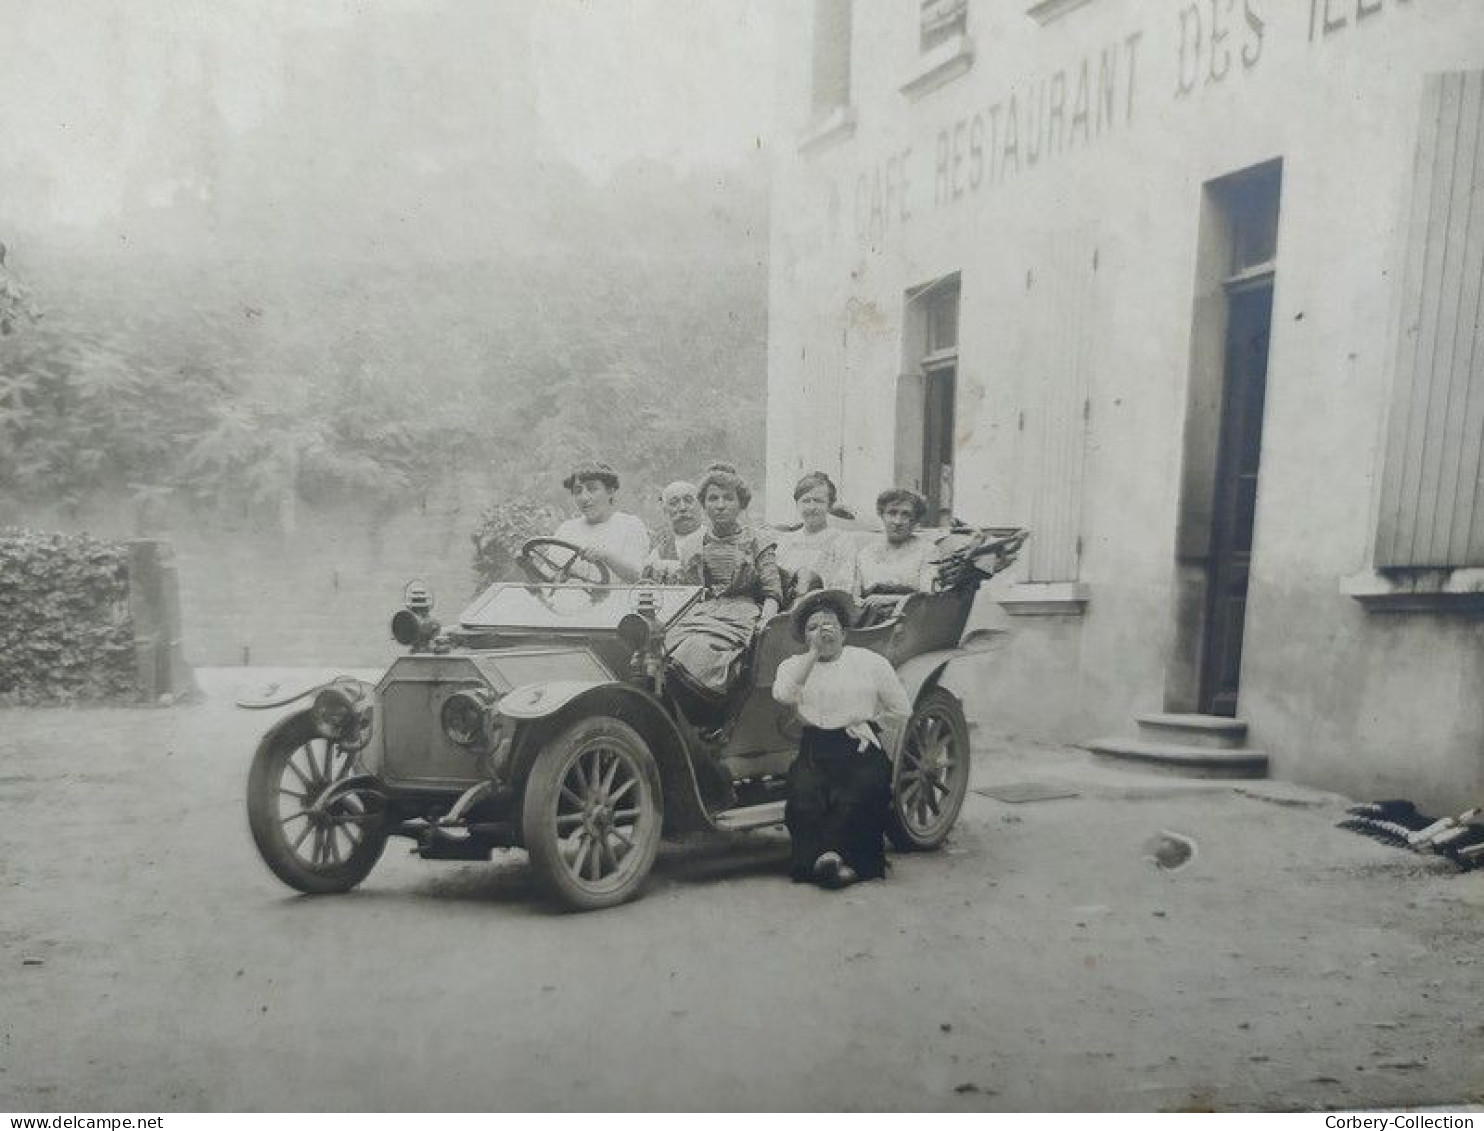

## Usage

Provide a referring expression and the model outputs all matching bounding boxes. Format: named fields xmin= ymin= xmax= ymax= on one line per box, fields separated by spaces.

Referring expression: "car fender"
xmin=893 ymin=629 xmax=1008 ymax=702
xmin=887 ymin=634 xmax=1003 ymax=763
xmin=502 ymin=680 xmax=711 ymax=836
xmin=235 ymin=675 xmax=375 ymax=711
xmin=497 ymin=680 xmax=614 ymax=720
xmin=248 ymin=707 xmax=316 ymax=765
xmin=894 ymin=648 xmax=959 ymax=706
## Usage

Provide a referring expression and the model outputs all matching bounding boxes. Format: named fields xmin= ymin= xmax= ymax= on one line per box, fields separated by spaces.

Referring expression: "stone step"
xmin=1086 ymin=736 xmax=1269 ymax=779
xmin=1136 ymin=712 xmax=1249 ymax=750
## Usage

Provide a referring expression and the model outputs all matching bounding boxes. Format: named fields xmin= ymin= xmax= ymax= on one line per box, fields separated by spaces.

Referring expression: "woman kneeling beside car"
xmin=773 ymin=590 xmax=912 ymax=889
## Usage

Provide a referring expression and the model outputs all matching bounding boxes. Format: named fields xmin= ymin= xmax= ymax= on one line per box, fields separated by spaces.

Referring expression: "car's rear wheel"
xmin=522 ymin=717 xmax=663 ymax=911
xmin=887 ymin=688 xmax=971 ymax=852
xmin=247 ymin=713 xmax=389 ymax=894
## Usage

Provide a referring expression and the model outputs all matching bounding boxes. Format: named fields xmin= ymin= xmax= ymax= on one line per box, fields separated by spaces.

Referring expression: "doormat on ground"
xmin=975 ymin=782 xmax=1081 ymax=804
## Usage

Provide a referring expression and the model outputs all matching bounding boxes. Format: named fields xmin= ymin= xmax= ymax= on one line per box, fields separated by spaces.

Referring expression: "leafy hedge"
xmin=471 ymin=499 xmax=565 ymax=590
xmin=0 ymin=529 xmax=136 ymax=704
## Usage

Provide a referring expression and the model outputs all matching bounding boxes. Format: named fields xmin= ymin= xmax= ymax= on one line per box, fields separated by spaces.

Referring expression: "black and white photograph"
xmin=2 ymin=0 xmax=1483 ymax=1116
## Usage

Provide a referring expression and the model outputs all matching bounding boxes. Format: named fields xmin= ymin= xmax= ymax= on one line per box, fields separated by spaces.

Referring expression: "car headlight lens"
xmin=441 ymin=688 xmax=498 ymax=749
xmin=313 ymin=687 xmax=354 ymax=736
xmin=312 ymin=682 xmax=374 ymax=750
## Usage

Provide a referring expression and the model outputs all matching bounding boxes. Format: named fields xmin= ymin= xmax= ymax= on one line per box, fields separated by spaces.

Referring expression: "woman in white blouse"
xmin=773 ymin=471 xmax=857 ymax=593
xmin=773 ymin=590 xmax=912 ymax=888
xmin=852 ymin=486 xmax=942 ymax=625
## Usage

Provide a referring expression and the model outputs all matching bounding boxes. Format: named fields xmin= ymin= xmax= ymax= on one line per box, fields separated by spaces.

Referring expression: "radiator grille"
xmin=380 ymin=678 xmax=487 ymax=787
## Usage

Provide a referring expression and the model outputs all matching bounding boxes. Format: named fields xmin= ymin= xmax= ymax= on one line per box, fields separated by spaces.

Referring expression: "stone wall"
xmin=9 ymin=481 xmax=488 ymax=669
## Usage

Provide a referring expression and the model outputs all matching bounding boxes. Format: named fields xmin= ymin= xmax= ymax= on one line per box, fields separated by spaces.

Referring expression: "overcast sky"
xmin=530 ymin=0 xmax=777 ymax=178
xmin=0 ymin=1 xmax=778 ymax=234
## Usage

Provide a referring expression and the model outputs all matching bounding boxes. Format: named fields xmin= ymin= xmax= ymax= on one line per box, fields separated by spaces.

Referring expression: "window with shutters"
xmin=1026 ymin=0 xmax=1098 ymax=23
xmin=901 ymin=0 xmax=973 ymax=101
xmin=996 ymin=229 xmax=1098 ymax=617
xmin=1019 ymin=231 xmax=1099 ymax=587
xmin=920 ymin=0 xmax=967 ymax=52
xmin=1374 ymin=70 xmax=1484 ymax=572
xmin=800 ymin=0 xmax=856 ymax=154
xmin=810 ymin=0 xmax=852 ymax=118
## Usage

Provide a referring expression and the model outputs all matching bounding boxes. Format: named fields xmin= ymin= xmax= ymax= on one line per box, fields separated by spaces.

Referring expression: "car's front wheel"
xmin=522 ymin=717 xmax=663 ymax=911
xmin=887 ymin=688 xmax=971 ymax=851
xmin=247 ymin=713 xmax=389 ymax=894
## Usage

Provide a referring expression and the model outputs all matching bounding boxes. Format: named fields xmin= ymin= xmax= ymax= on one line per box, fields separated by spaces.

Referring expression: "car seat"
xmin=776 ymin=563 xmax=824 ymax=611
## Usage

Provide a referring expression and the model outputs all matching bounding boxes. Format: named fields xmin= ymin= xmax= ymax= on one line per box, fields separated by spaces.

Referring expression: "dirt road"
xmin=2 ymin=671 xmax=1481 ymax=1111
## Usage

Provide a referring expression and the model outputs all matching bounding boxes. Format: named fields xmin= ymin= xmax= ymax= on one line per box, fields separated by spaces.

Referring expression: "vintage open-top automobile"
xmin=242 ymin=524 xmax=1027 ymax=910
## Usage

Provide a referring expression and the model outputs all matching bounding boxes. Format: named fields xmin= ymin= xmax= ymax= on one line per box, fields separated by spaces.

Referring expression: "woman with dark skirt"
xmin=773 ymin=590 xmax=912 ymax=889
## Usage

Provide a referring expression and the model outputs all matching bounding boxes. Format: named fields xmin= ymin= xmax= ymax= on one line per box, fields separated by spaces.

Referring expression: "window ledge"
xmin=1026 ymin=0 xmax=1097 ymax=23
xmin=996 ymin=581 xmax=1090 ymax=616
xmin=797 ymin=105 xmax=857 ymax=157
xmin=900 ymin=34 xmax=974 ymax=102
xmin=1341 ymin=568 xmax=1484 ymax=613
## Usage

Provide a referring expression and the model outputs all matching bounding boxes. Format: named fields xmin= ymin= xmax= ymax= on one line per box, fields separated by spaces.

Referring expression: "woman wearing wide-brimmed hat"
xmin=773 ymin=589 xmax=911 ymax=889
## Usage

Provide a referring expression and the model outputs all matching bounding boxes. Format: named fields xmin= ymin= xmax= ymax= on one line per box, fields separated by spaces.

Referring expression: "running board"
xmin=713 ymin=800 xmax=786 ymax=832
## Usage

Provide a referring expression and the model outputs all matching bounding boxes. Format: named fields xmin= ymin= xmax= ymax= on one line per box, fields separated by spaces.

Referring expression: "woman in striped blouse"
xmin=664 ymin=468 xmax=782 ymax=749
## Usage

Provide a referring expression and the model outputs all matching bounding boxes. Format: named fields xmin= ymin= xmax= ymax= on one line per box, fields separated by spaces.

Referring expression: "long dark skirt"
xmin=785 ymin=725 xmax=893 ymax=882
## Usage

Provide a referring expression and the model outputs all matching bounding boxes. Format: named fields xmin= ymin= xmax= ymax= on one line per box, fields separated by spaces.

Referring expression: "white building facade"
xmin=766 ymin=0 xmax=1484 ymax=808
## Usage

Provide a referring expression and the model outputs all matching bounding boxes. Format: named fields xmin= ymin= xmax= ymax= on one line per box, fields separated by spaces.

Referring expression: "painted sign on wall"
xmin=836 ymin=0 xmax=1414 ymax=249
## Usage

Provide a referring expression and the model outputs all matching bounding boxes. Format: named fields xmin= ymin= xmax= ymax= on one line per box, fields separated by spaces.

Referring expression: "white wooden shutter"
xmin=1020 ymin=230 xmax=1097 ymax=582
xmin=1376 ymin=71 xmax=1484 ymax=569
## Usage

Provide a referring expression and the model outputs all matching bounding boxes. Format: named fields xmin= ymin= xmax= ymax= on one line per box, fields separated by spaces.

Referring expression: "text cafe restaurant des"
xmin=765 ymin=0 xmax=1484 ymax=809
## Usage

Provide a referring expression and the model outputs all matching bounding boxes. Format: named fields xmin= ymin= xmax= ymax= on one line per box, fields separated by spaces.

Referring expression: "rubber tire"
xmin=247 ymin=712 xmax=389 ymax=894
xmin=886 ymin=688 xmax=971 ymax=852
xmin=522 ymin=716 xmax=663 ymax=912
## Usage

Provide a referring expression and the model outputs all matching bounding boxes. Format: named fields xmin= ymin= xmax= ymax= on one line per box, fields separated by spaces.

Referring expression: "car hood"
xmin=379 ymin=644 xmax=616 ymax=698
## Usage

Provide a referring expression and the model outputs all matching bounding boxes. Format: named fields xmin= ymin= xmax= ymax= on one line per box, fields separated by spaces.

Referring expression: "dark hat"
xmin=562 ymin=461 xmax=620 ymax=491
xmin=790 ymin=588 xmax=860 ymax=642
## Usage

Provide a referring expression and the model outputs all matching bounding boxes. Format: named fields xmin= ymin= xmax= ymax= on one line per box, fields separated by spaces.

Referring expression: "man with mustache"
xmin=649 ymin=479 xmax=705 ymax=574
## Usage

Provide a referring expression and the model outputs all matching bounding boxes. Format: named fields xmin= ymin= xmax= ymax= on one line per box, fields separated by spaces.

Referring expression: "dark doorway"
xmin=897 ymin=276 xmax=960 ymax=526
xmin=1166 ymin=158 xmax=1281 ymax=718
xmin=1200 ymin=279 xmax=1273 ymax=716
xmin=922 ymin=361 xmax=956 ymax=524
xmin=919 ymin=279 xmax=959 ymax=524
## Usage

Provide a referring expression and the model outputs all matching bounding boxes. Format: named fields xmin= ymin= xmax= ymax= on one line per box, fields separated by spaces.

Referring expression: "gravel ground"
xmin=1 ymin=669 xmax=1481 ymax=1112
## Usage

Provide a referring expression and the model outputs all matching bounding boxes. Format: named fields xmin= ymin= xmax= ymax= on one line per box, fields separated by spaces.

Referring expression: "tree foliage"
xmin=470 ymin=499 xmax=566 ymax=589
xmin=0 ymin=157 xmax=767 ymax=531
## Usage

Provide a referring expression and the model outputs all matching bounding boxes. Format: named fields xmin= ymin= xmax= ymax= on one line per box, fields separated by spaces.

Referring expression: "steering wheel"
xmin=517 ymin=538 xmax=613 ymax=587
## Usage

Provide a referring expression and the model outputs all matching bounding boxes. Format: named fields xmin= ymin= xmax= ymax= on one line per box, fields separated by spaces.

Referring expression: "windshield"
xmin=458 ymin=582 xmax=703 ymax=631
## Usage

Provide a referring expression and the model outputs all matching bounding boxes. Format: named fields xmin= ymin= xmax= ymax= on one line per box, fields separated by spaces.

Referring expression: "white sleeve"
xmin=612 ymin=514 xmax=651 ymax=579
xmin=554 ymin=518 xmax=583 ymax=545
xmin=773 ymin=654 xmax=807 ymax=706
xmin=872 ymin=653 xmax=913 ymax=719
